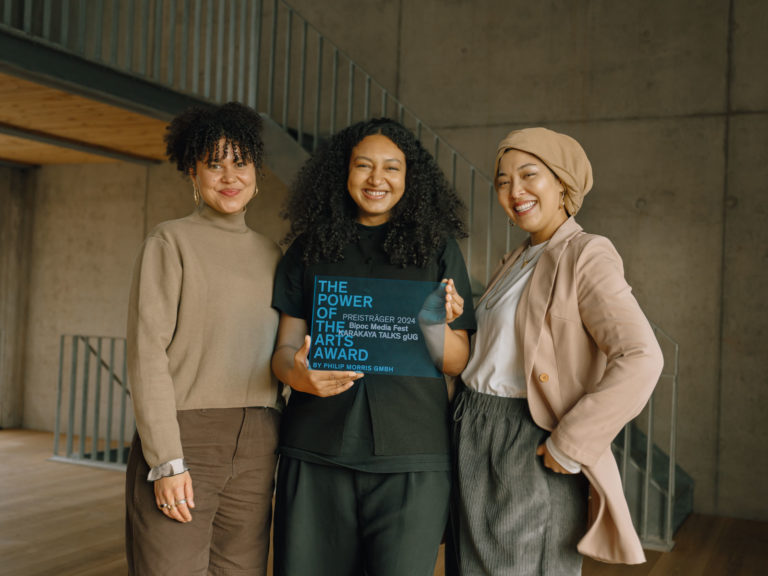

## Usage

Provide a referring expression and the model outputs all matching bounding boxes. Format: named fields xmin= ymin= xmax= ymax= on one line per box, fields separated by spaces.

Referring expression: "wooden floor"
xmin=2 ymin=429 xmax=767 ymax=576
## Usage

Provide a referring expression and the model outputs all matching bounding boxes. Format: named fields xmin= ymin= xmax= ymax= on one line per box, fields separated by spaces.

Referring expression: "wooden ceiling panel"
xmin=0 ymin=71 xmax=170 ymax=165
xmin=0 ymin=133 xmax=114 ymax=165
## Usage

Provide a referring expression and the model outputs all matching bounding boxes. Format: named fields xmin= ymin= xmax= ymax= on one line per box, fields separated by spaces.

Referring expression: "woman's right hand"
xmin=288 ymin=335 xmax=362 ymax=397
xmin=154 ymin=471 xmax=195 ymax=523
xmin=272 ymin=314 xmax=364 ymax=398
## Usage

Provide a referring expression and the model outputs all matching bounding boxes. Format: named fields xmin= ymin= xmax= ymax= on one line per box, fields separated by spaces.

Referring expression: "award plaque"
xmin=309 ymin=276 xmax=446 ymax=378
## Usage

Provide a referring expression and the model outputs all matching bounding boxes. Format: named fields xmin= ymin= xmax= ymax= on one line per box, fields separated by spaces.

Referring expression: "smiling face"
xmin=191 ymin=138 xmax=257 ymax=214
xmin=347 ymin=134 xmax=406 ymax=226
xmin=495 ymin=148 xmax=567 ymax=245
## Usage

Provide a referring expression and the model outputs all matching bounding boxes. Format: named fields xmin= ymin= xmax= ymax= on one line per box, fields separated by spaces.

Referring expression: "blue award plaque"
xmin=309 ymin=276 xmax=446 ymax=378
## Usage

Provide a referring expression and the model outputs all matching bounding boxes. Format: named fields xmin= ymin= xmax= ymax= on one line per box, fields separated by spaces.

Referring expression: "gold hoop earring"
xmin=192 ymin=184 xmax=201 ymax=207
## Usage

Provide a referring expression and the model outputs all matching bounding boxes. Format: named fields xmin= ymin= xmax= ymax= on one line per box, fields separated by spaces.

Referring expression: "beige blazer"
xmin=478 ymin=217 xmax=663 ymax=564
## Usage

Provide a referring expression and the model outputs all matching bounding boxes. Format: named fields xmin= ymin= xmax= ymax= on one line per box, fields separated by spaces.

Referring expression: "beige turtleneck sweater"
xmin=127 ymin=204 xmax=282 ymax=469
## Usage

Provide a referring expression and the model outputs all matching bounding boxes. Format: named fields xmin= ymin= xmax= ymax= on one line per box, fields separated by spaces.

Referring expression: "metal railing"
xmin=612 ymin=323 xmax=682 ymax=551
xmin=0 ymin=0 xmax=503 ymax=286
xmin=52 ymin=334 xmax=133 ymax=469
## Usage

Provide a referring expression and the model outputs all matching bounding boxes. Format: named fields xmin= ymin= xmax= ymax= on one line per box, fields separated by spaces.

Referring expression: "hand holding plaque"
xmin=417 ymin=282 xmax=447 ymax=370
xmin=416 ymin=278 xmax=466 ymax=370
xmin=290 ymin=335 xmax=364 ymax=397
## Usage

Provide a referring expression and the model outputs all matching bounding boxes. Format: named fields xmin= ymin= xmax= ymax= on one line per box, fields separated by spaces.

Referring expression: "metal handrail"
xmin=613 ymin=322 xmax=680 ymax=551
xmin=0 ymin=0 xmax=502 ymax=284
xmin=654 ymin=323 xmax=680 ymax=549
xmin=52 ymin=334 xmax=133 ymax=470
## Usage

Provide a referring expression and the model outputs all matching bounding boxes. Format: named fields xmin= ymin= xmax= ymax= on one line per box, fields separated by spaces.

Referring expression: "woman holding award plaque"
xmin=448 ymin=128 xmax=663 ymax=575
xmin=271 ymin=118 xmax=476 ymax=576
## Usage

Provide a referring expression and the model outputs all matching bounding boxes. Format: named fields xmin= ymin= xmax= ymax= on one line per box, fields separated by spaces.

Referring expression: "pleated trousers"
xmin=126 ymin=407 xmax=280 ymax=576
xmin=448 ymin=387 xmax=587 ymax=576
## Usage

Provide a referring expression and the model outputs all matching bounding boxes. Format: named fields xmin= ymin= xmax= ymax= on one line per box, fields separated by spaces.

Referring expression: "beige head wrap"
xmin=493 ymin=127 xmax=593 ymax=216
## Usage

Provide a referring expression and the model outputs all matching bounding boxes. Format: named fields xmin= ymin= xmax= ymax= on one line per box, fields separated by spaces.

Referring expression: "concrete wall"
xmin=21 ymin=161 xmax=289 ymax=433
xmin=12 ymin=0 xmax=768 ymax=522
xmin=283 ymin=0 xmax=768 ymax=520
xmin=0 ymin=167 xmax=34 ymax=428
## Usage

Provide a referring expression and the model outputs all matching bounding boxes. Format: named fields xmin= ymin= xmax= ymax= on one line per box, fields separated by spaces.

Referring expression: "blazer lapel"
xmin=518 ymin=218 xmax=584 ymax=386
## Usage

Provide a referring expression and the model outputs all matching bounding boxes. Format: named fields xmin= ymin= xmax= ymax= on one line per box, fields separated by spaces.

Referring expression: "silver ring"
xmin=158 ymin=503 xmax=170 ymax=509
xmin=176 ymin=499 xmax=187 ymax=505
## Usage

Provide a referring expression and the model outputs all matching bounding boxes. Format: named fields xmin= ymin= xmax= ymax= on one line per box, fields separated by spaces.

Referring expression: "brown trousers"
xmin=126 ymin=407 xmax=280 ymax=576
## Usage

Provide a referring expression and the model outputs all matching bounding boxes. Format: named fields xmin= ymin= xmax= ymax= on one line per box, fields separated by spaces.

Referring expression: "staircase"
xmin=0 ymin=0 xmax=507 ymax=288
xmin=51 ymin=335 xmax=133 ymax=470
xmin=2 ymin=0 xmax=690 ymax=551
xmin=613 ymin=422 xmax=694 ymax=550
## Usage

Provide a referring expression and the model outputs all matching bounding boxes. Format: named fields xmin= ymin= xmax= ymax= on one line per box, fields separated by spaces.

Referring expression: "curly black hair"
xmin=164 ymin=101 xmax=264 ymax=174
xmin=284 ymin=118 xmax=467 ymax=268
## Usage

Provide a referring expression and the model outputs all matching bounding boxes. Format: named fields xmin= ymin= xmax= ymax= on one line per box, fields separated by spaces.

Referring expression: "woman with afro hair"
xmin=271 ymin=118 xmax=476 ymax=576
xmin=125 ymin=102 xmax=282 ymax=575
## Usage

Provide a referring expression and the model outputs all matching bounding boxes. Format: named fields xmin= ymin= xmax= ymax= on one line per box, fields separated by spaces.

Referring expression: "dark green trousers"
xmin=273 ymin=456 xmax=450 ymax=576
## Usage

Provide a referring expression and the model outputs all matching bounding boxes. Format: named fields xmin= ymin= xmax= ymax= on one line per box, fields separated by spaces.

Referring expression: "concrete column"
xmin=0 ymin=167 xmax=34 ymax=428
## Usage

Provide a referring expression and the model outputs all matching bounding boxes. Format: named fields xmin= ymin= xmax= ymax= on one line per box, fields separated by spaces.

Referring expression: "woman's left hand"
xmin=536 ymin=443 xmax=575 ymax=475
xmin=443 ymin=278 xmax=464 ymax=324
xmin=154 ymin=471 xmax=195 ymax=523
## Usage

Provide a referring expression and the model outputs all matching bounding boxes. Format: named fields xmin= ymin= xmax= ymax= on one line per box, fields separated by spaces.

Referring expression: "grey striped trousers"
xmin=448 ymin=387 xmax=588 ymax=575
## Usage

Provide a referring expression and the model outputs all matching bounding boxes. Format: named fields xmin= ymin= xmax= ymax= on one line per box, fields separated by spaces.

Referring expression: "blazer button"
xmin=538 ymin=373 xmax=549 ymax=383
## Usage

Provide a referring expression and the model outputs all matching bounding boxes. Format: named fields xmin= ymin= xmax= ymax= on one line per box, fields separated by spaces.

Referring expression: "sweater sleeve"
xmin=126 ymin=235 xmax=184 ymax=469
xmin=549 ymin=237 xmax=664 ymax=467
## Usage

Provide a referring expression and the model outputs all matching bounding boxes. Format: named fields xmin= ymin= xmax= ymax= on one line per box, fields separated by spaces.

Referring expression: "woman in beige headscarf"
xmin=448 ymin=128 xmax=663 ymax=575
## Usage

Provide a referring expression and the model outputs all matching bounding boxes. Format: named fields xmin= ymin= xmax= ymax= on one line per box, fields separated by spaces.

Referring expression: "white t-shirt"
xmin=462 ymin=240 xmax=582 ymax=473
xmin=463 ymin=241 xmax=548 ymax=397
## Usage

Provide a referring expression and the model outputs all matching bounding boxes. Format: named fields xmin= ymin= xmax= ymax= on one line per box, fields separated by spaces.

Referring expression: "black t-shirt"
xmin=272 ymin=223 xmax=476 ymax=472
